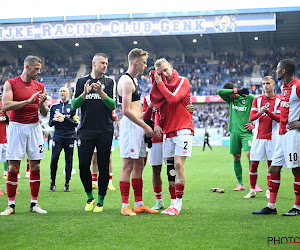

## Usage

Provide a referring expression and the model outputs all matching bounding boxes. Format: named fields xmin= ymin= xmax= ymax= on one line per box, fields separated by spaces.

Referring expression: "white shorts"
xmin=0 ymin=143 xmax=7 ymax=162
xmin=119 ymin=116 xmax=146 ymax=159
xmin=250 ymin=138 xmax=277 ymax=161
xmin=163 ymin=129 xmax=193 ymax=159
xmin=271 ymin=130 xmax=300 ymax=168
xmin=149 ymin=142 xmax=164 ymax=166
xmin=6 ymin=122 xmax=45 ymax=161
xmin=94 ymin=144 xmax=114 ymax=153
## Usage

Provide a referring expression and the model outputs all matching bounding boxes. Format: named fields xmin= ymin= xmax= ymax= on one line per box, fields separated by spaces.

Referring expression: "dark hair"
xmin=279 ymin=59 xmax=296 ymax=76
xmin=223 ymin=82 xmax=236 ymax=89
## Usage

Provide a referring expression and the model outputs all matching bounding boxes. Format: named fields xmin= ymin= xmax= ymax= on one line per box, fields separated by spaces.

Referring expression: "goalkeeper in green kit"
xmin=218 ymin=83 xmax=262 ymax=192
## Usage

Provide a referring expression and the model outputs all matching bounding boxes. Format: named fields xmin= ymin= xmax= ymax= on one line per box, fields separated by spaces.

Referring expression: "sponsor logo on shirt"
xmin=0 ymin=116 xmax=6 ymax=121
xmin=280 ymin=101 xmax=289 ymax=108
xmin=232 ymin=104 xmax=247 ymax=111
xmin=85 ymin=93 xmax=102 ymax=100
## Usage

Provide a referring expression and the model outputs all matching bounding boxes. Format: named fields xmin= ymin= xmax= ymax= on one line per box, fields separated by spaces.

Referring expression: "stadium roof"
xmin=0 ymin=11 xmax=299 ymax=59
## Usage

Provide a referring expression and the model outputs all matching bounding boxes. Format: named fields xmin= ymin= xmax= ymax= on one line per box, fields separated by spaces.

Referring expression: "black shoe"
xmin=64 ymin=183 xmax=70 ymax=192
xmin=252 ymin=207 xmax=277 ymax=215
xmin=49 ymin=183 xmax=56 ymax=192
xmin=282 ymin=208 xmax=300 ymax=216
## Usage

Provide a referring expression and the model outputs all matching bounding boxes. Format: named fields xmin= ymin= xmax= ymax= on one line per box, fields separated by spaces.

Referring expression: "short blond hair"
xmin=262 ymin=76 xmax=275 ymax=84
xmin=128 ymin=48 xmax=148 ymax=62
xmin=154 ymin=58 xmax=170 ymax=68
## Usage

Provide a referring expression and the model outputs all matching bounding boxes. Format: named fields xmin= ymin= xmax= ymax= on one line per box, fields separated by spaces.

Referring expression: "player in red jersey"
xmin=0 ymin=90 xmax=9 ymax=195
xmin=0 ymin=55 xmax=49 ymax=216
xmin=244 ymin=76 xmax=281 ymax=199
xmin=253 ymin=59 xmax=300 ymax=216
xmin=151 ymin=58 xmax=194 ymax=215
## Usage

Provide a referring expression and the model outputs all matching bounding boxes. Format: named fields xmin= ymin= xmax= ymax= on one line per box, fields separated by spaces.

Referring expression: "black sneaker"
xmin=252 ymin=207 xmax=277 ymax=215
xmin=64 ymin=183 xmax=70 ymax=192
xmin=49 ymin=183 xmax=56 ymax=192
xmin=282 ymin=208 xmax=300 ymax=216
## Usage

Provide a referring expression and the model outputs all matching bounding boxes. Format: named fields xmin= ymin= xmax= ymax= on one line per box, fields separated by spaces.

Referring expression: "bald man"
xmin=48 ymin=87 xmax=78 ymax=192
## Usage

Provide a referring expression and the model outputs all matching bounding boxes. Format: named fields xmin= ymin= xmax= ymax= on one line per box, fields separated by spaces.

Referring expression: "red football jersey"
xmin=251 ymin=94 xmax=281 ymax=140
xmin=8 ymin=76 xmax=45 ymax=124
xmin=0 ymin=102 xmax=7 ymax=143
xmin=279 ymin=77 xmax=300 ymax=135
xmin=143 ymin=93 xmax=163 ymax=143
xmin=156 ymin=76 xmax=194 ymax=136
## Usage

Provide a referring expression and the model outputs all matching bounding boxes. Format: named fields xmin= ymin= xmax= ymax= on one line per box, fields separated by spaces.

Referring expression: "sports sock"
xmin=86 ymin=191 xmax=94 ymax=200
xmin=6 ymin=171 xmax=18 ymax=203
xmin=30 ymin=170 xmax=40 ymax=202
xmin=92 ymin=172 xmax=98 ymax=182
xmin=293 ymin=173 xmax=300 ymax=207
xmin=132 ymin=178 xmax=143 ymax=203
xmin=109 ymin=173 xmax=113 ymax=184
xmin=26 ymin=159 xmax=30 ymax=172
xmin=169 ymin=185 xmax=176 ymax=200
xmin=233 ymin=161 xmax=243 ymax=185
xmin=249 ymin=161 xmax=259 ymax=189
xmin=4 ymin=162 xmax=8 ymax=172
xmin=120 ymin=181 xmax=130 ymax=206
xmin=153 ymin=185 xmax=162 ymax=200
xmin=269 ymin=173 xmax=280 ymax=204
xmin=97 ymin=194 xmax=104 ymax=206
xmin=174 ymin=198 xmax=182 ymax=212
xmin=267 ymin=161 xmax=272 ymax=190
xmin=175 ymin=184 xmax=185 ymax=199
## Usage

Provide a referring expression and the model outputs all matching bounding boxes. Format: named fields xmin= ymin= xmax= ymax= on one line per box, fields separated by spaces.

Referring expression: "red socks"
xmin=92 ymin=173 xmax=98 ymax=182
xmin=249 ymin=161 xmax=259 ymax=189
xmin=6 ymin=171 xmax=18 ymax=202
xmin=169 ymin=185 xmax=176 ymax=200
xmin=294 ymin=173 xmax=300 ymax=206
xmin=132 ymin=178 xmax=143 ymax=202
xmin=269 ymin=173 xmax=280 ymax=203
xmin=153 ymin=185 xmax=162 ymax=200
xmin=175 ymin=184 xmax=185 ymax=199
xmin=30 ymin=170 xmax=40 ymax=201
xmin=120 ymin=181 xmax=130 ymax=204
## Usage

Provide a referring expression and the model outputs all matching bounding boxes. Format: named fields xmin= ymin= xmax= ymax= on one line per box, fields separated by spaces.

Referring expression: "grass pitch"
xmin=1 ymin=146 xmax=299 ymax=249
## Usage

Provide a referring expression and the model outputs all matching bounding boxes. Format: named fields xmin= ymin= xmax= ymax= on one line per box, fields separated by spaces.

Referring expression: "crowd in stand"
xmin=1 ymin=50 xmax=299 ymax=138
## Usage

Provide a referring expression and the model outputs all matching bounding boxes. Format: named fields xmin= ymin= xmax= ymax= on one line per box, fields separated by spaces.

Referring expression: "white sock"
xmin=174 ymin=198 xmax=182 ymax=211
xmin=171 ymin=199 xmax=176 ymax=206
xmin=267 ymin=202 xmax=276 ymax=209
xmin=135 ymin=201 xmax=143 ymax=207
xmin=31 ymin=200 xmax=37 ymax=204
xmin=122 ymin=203 xmax=129 ymax=209
xmin=92 ymin=181 xmax=97 ymax=185
xmin=8 ymin=201 xmax=15 ymax=206
xmin=293 ymin=205 xmax=300 ymax=210
xmin=250 ymin=188 xmax=256 ymax=193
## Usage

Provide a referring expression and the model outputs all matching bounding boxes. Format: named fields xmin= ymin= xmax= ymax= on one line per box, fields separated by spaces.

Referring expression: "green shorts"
xmin=230 ymin=132 xmax=252 ymax=154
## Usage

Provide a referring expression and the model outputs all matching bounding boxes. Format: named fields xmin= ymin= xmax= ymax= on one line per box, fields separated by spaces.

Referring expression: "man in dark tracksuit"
xmin=71 ymin=53 xmax=116 ymax=213
xmin=49 ymin=87 xmax=78 ymax=192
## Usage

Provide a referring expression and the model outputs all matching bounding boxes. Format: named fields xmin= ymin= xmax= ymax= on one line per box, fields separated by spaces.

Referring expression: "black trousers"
xmin=202 ymin=139 xmax=212 ymax=151
xmin=50 ymin=137 xmax=75 ymax=182
xmin=78 ymin=133 xmax=113 ymax=196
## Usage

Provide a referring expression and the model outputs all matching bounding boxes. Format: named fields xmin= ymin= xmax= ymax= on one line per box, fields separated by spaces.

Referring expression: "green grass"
xmin=1 ymin=146 xmax=299 ymax=249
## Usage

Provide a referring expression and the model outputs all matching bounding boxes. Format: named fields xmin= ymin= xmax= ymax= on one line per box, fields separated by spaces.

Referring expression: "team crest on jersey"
xmin=130 ymin=148 xmax=135 ymax=155
xmin=101 ymin=83 xmax=105 ymax=90
xmin=67 ymin=108 xmax=70 ymax=113
xmin=242 ymin=100 xmax=246 ymax=104
xmin=283 ymin=90 xmax=287 ymax=96
xmin=265 ymin=102 xmax=270 ymax=107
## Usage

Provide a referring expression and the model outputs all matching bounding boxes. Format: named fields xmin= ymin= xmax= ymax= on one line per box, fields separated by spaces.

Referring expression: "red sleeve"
xmin=157 ymin=77 xmax=189 ymax=104
xmin=249 ymin=98 xmax=261 ymax=121
xmin=142 ymin=97 xmax=153 ymax=120
xmin=154 ymin=110 xmax=161 ymax=127
xmin=265 ymin=110 xmax=280 ymax=123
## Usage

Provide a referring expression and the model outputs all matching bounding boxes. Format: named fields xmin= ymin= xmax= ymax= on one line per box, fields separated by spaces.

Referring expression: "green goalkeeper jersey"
xmin=218 ymin=89 xmax=255 ymax=134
